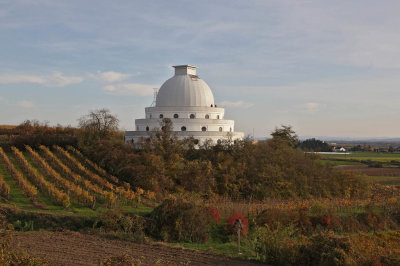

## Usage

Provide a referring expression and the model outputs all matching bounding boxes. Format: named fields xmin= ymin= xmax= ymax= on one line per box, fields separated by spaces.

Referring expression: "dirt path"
xmin=7 ymin=231 xmax=261 ymax=265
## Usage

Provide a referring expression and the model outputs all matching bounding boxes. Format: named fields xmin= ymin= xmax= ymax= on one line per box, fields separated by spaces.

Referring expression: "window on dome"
xmin=159 ymin=114 xmax=164 ymax=119
xmin=190 ymin=114 xmax=195 ymax=119
xmin=174 ymin=114 xmax=179 ymax=118
xmin=181 ymin=126 xmax=186 ymax=131
xmin=202 ymin=126 xmax=207 ymax=131
xmin=217 ymin=115 xmax=220 ymax=119
xmin=219 ymin=127 xmax=223 ymax=132
xmin=146 ymin=126 xmax=149 ymax=131
xmin=205 ymin=114 xmax=210 ymax=119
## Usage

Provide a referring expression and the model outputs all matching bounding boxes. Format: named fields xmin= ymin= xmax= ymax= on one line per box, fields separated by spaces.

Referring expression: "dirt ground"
xmin=6 ymin=231 xmax=261 ymax=265
xmin=339 ymin=165 xmax=400 ymax=176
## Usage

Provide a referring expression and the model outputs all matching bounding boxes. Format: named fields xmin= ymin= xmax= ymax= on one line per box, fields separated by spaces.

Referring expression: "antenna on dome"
xmin=150 ymin=88 xmax=158 ymax=107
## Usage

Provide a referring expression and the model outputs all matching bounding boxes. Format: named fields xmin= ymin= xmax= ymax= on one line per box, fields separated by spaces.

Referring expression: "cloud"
xmin=0 ymin=72 xmax=83 ymax=87
xmin=91 ymin=71 xmax=132 ymax=83
xmin=103 ymin=83 xmax=156 ymax=96
xmin=219 ymin=100 xmax=253 ymax=108
xmin=304 ymin=102 xmax=322 ymax=114
xmin=18 ymin=100 xmax=35 ymax=108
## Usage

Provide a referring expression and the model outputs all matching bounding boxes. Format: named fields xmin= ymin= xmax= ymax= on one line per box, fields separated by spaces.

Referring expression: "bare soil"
xmin=6 ymin=231 xmax=261 ymax=265
xmin=341 ymin=166 xmax=400 ymax=176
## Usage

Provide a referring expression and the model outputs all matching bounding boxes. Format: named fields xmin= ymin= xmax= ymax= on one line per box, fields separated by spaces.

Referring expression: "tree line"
xmin=1 ymin=109 xmax=368 ymax=200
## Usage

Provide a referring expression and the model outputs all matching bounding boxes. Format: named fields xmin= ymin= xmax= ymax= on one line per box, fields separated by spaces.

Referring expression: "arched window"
xmin=217 ymin=115 xmax=220 ymax=119
xmin=174 ymin=114 xmax=179 ymax=118
xmin=190 ymin=114 xmax=195 ymax=119
xmin=230 ymin=127 xmax=232 ymax=132
xmin=159 ymin=114 xmax=163 ymax=119
xmin=219 ymin=127 xmax=223 ymax=132
xmin=146 ymin=126 xmax=149 ymax=131
xmin=181 ymin=126 xmax=186 ymax=131
xmin=150 ymin=114 xmax=152 ymax=118
xmin=205 ymin=114 xmax=210 ymax=119
xmin=202 ymin=126 xmax=207 ymax=131
xmin=217 ymin=139 xmax=222 ymax=144
xmin=136 ymin=126 xmax=139 ymax=131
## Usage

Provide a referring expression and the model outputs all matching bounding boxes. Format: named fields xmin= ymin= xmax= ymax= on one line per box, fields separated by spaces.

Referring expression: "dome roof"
xmin=156 ymin=65 xmax=215 ymax=107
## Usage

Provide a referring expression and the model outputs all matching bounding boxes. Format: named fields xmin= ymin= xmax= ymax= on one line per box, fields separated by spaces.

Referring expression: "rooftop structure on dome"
xmin=125 ymin=65 xmax=244 ymax=145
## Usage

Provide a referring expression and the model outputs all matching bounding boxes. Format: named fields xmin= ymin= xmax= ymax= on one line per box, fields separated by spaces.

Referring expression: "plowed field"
xmin=6 ymin=231 xmax=261 ymax=265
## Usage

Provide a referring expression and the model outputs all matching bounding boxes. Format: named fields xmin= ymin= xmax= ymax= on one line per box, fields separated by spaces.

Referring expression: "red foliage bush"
xmin=208 ymin=207 xmax=221 ymax=224
xmin=224 ymin=212 xmax=248 ymax=235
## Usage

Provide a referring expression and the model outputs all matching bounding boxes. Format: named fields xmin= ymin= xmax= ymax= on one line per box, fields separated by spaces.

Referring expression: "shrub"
xmin=299 ymin=230 xmax=354 ymax=266
xmin=147 ymin=195 xmax=213 ymax=243
xmin=251 ymin=224 xmax=300 ymax=265
xmin=256 ymin=208 xmax=292 ymax=229
xmin=94 ymin=209 xmax=146 ymax=243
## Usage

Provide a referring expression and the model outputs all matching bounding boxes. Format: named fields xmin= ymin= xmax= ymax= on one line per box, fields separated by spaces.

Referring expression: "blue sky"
xmin=0 ymin=0 xmax=399 ymax=138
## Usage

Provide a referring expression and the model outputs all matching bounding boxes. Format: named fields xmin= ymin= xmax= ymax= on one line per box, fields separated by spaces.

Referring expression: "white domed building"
xmin=125 ymin=65 xmax=244 ymax=145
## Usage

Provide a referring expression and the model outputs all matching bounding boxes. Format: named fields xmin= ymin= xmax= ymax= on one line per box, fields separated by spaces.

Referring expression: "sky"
xmin=0 ymin=0 xmax=399 ymax=138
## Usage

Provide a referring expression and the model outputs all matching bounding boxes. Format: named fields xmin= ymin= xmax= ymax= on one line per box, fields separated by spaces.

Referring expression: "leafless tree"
xmin=78 ymin=108 xmax=119 ymax=139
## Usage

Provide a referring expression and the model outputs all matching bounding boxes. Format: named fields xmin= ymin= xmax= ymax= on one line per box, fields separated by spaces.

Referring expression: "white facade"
xmin=125 ymin=65 xmax=244 ymax=145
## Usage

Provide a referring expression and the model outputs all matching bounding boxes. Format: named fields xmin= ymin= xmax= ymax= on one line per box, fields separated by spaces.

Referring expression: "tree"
xmin=78 ymin=109 xmax=119 ymax=143
xmin=270 ymin=125 xmax=299 ymax=147
xmin=299 ymin=138 xmax=331 ymax=152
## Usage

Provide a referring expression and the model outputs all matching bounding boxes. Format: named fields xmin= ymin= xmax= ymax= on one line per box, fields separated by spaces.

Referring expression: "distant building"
xmin=125 ymin=65 xmax=244 ymax=145
xmin=332 ymin=146 xmax=346 ymax=152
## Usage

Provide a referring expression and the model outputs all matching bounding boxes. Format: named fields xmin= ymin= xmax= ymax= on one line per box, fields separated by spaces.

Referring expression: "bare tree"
xmin=78 ymin=108 xmax=119 ymax=139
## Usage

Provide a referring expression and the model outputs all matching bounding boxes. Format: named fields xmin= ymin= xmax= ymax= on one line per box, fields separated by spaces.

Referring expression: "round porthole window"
xmin=159 ymin=114 xmax=164 ymax=119
xmin=174 ymin=114 xmax=179 ymax=118
xmin=217 ymin=139 xmax=222 ymax=144
xmin=205 ymin=114 xmax=210 ymax=119
xmin=190 ymin=114 xmax=195 ymax=119
xmin=181 ymin=126 xmax=186 ymax=131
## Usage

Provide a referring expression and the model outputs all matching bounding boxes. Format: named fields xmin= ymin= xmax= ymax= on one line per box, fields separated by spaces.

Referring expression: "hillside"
xmin=0 ymin=145 xmax=154 ymax=216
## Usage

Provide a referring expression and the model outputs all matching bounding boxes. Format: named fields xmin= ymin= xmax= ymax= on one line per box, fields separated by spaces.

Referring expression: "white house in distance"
xmin=125 ymin=65 xmax=244 ymax=145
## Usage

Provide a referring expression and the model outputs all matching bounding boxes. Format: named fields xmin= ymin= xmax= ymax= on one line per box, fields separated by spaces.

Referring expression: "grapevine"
xmin=26 ymin=146 xmax=94 ymax=207
xmin=12 ymin=146 xmax=70 ymax=208
xmin=0 ymin=171 xmax=10 ymax=199
xmin=40 ymin=145 xmax=115 ymax=205
xmin=0 ymin=147 xmax=37 ymax=200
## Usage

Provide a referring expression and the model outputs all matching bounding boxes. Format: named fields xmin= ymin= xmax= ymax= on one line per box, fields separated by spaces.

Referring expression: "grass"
xmin=319 ymin=159 xmax=364 ymax=166
xmin=321 ymin=152 xmax=400 ymax=162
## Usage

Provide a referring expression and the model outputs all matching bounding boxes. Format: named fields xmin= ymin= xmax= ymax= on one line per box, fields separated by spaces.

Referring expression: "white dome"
xmin=156 ymin=65 xmax=215 ymax=107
